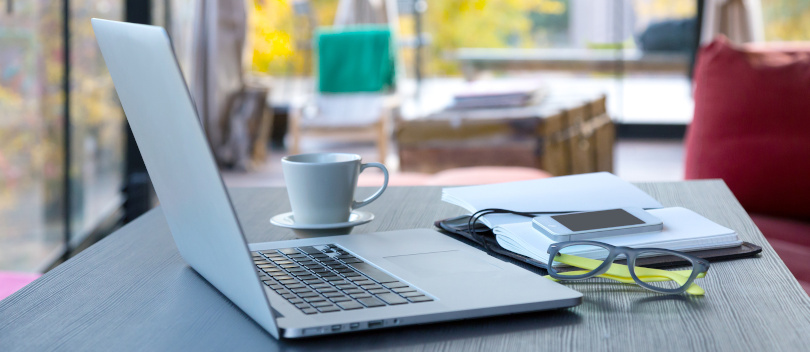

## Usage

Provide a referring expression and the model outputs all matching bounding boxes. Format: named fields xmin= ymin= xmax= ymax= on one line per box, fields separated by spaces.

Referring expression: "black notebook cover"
xmin=434 ymin=215 xmax=762 ymax=274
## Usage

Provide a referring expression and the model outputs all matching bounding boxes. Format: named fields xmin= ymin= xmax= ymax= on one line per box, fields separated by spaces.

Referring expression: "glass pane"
xmin=69 ymin=0 xmax=125 ymax=245
xmin=0 ymin=1 xmax=66 ymax=271
xmin=418 ymin=0 xmax=696 ymax=124
xmin=551 ymin=244 xmax=610 ymax=275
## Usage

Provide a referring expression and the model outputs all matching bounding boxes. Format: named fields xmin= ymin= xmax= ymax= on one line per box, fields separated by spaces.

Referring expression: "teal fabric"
xmin=316 ymin=26 xmax=395 ymax=93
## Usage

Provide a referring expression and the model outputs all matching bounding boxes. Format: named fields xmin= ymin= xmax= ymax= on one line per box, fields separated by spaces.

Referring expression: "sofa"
xmin=685 ymin=36 xmax=810 ymax=293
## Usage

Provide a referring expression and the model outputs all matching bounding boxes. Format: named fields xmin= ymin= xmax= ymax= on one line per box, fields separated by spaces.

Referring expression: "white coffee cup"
xmin=281 ymin=153 xmax=389 ymax=225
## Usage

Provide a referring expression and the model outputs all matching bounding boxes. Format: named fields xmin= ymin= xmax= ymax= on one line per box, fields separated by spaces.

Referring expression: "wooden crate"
xmin=396 ymin=94 xmax=614 ymax=176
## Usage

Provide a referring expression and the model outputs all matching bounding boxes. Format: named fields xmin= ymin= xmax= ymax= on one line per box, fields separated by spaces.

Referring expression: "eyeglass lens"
xmin=632 ymin=250 xmax=696 ymax=291
xmin=551 ymin=244 xmax=611 ymax=276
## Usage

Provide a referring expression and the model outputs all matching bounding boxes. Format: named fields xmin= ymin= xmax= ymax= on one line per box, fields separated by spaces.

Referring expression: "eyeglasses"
xmin=545 ymin=241 xmax=710 ymax=295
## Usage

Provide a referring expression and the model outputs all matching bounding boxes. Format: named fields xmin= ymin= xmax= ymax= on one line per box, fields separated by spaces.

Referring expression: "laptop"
xmin=91 ymin=18 xmax=582 ymax=339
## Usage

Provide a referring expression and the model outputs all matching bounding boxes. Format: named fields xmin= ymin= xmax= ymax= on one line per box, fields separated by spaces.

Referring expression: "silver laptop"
xmin=91 ymin=18 xmax=582 ymax=339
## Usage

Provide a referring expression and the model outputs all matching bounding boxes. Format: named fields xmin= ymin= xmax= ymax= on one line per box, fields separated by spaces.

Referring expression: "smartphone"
xmin=532 ymin=207 xmax=663 ymax=241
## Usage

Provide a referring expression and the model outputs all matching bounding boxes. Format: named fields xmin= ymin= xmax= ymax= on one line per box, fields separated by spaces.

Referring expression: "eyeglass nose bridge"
xmin=592 ymin=248 xmax=633 ymax=275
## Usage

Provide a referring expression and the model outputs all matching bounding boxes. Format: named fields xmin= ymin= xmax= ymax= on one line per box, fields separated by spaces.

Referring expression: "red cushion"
xmin=684 ymin=37 xmax=810 ymax=219
xmin=750 ymin=213 xmax=810 ymax=293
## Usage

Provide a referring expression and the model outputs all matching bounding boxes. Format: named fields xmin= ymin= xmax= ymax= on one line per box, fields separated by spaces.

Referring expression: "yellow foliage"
xmin=248 ymin=0 xmax=339 ymax=75
xmin=633 ymin=0 xmax=695 ymax=20
xmin=249 ymin=0 xmax=296 ymax=74
xmin=763 ymin=1 xmax=810 ymax=41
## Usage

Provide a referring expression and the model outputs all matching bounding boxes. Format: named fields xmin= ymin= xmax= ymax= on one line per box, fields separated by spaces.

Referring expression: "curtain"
xmin=701 ymin=0 xmax=764 ymax=44
xmin=186 ymin=0 xmax=247 ymax=157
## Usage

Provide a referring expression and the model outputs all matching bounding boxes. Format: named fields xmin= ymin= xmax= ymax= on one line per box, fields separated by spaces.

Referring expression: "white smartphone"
xmin=532 ymin=207 xmax=663 ymax=241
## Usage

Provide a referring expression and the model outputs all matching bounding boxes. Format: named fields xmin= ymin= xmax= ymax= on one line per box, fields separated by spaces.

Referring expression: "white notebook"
xmin=493 ymin=207 xmax=741 ymax=265
xmin=442 ymin=172 xmax=664 ymax=227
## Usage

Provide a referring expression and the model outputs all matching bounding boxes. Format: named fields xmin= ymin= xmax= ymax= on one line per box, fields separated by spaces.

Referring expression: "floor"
xmin=221 ymin=138 xmax=685 ymax=188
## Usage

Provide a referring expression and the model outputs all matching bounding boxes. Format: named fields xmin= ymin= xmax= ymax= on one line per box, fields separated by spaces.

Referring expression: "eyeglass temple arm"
xmin=548 ymin=254 xmax=706 ymax=295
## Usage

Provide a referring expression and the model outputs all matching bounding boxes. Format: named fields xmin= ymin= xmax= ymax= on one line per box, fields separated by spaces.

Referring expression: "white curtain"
xmin=169 ymin=0 xmax=246 ymax=157
xmin=701 ymin=0 xmax=764 ymax=44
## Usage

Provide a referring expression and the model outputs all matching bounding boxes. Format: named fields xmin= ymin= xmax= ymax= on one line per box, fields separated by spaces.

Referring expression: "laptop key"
xmin=298 ymin=246 xmax=321 ymax=254
xmin=310 ymin=301 xmax=334 ymax=308
xmin=347 ymin=263 xmax=398 ymax=284
xmin=357 ymin=297 xmax=385 ymax=307
xmin=350 ymin=293 xmax=372 ymax=299
xmin=361 ymin=284 xmax=383 ymax=290
xmin=393 ymin=287 xmax=416 ymax=294
xmin=407 ymin=295 xmax=434 ymax=303
xmin=304 ymin=296 xmax=327 ymax=303
xmin=317 ymin=306 xmax=340 ymax=313
xmin=383 ymin=282 xmax=408 ymax=289
xmin=400 ymin=291 xmax=423 ymax=297
xmin=335 ymin=300 xmax=364 ymax=310
xmin=289 ymin=298 xmax=304 ymax=304
xmin=298 ymin=292 xmax=319 ymax=298
xmin=301 ymin=307 xmax=318 ymax=315
xmin=294 ymin=303 xmax=311 ymax=309
xmin=368 ymin=288 xmax=389 ymax=295
xmin=376 ymin=293 xmax=408 ymax=305
xmin=329 ymin=295 xmax=351 ymax=302
xmin=279 ymin=248 xmax=299 ymax=255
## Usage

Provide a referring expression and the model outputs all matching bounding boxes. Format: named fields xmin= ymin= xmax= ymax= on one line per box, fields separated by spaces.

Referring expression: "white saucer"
xmin=270 ymin=211 xmax=374 ymax=238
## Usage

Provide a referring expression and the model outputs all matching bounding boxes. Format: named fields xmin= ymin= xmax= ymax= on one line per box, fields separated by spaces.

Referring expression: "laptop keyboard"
xmin=252 ymin=244 xmax=433 ymax=314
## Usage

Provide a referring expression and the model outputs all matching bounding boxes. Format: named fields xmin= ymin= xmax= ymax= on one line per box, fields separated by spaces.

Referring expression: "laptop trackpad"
xmin=384 ymin=250 xmax=502 ymax=277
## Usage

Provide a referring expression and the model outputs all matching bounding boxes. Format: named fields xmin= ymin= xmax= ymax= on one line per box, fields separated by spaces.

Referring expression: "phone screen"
xmin=551 ymin=209 xmax=644 ymax=231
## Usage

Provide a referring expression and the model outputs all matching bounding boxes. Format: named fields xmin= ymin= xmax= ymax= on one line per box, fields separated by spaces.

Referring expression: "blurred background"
xmin=0 ymin=0 xmax=808 ymax=274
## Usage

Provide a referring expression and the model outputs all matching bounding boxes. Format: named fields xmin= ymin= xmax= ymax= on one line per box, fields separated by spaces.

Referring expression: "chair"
xmin=684 ymin=37 xmax=810 ymax=292
xmin=289 ymin=5 xmax=400 ymax=163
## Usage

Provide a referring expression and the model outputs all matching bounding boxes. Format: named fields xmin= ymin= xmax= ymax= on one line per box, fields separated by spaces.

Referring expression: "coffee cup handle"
xmin=352 ymin=162 xmax=389 ymax=209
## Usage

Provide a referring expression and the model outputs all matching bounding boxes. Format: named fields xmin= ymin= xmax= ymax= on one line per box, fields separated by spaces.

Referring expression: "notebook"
xmin=440 ymin=173 xmax=746 ymax=265
xmin=493 ymin=207 xmax=741 ymax=265
xmin=441 ymin=172 xmax=664 ymax=228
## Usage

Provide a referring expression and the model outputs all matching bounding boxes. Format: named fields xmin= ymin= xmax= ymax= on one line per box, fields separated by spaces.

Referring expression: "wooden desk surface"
xmin=2 ymin=181 xmax=809 ymax=351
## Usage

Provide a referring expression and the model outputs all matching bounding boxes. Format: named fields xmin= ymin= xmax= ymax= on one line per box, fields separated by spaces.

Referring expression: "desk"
xmin=2 ymin=181 xmax=809 ymax=351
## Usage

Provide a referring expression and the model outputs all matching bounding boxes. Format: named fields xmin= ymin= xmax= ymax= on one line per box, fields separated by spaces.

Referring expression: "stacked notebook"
xmin=449 ymin=80 xmax=547 ymax=110
xmin=439 ymin=173 xmax=759 ymax=268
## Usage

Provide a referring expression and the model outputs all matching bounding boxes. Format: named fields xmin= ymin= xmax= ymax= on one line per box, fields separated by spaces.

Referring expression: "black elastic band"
xmin=467 ymin=208 xmax=558 ymax=255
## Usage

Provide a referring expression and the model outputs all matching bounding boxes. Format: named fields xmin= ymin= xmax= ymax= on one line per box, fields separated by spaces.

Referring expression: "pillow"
xmin=684 ymin=36 xmax=810 ymax=219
